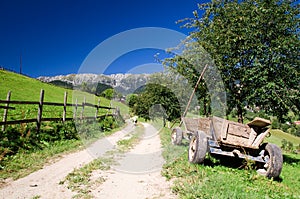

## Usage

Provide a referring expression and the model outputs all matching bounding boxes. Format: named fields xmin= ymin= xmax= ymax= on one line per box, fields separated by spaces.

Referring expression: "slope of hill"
xmin=0 ymin=70 xmax=129 ymax=121
xmin=0 ymin=70 xmax=131 ymax=113
xmin=0 ymin=70 xmax=100 ymax=104
xmin=267 ymin=129 xmax=300 ymax=147
xmin=1 ymin=70 xmax=71 ymax=102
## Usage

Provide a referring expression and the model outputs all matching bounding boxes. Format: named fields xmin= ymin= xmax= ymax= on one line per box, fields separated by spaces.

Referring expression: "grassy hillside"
xmin=0 ymin=70 xmax=129 ymax=120
xmin=267 ymin=129 xmax=300 ymax=147
xmin=1 ymin=70 xmax=94 ymax=103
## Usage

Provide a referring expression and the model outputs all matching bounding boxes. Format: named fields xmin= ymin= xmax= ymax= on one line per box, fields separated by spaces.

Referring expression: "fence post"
xmin=63 ymin=91 xmax=67 ymax=122
xmin=37 ymin=89 xmax=44 ymax=132
xmin=73 ymin=98 xmax=78 ymax=119
xmin=81 ymin=97 xmax=86 ymax=120
xmin=2 ymin=91 xmax=11 ymax=131
xmin=95 ymin=99 xmax=100 ymax=119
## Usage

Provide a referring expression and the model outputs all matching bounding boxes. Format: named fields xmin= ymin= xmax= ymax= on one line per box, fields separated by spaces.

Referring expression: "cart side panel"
xmin=212 ymin=116 xmax=258 ymax=148
xmin=211 ymin=116 xmax=228 ymax=141
xmin=227 ymin=122 xmax=251 ymax=139
xmin=198 ymin=118 xmax=211 ymax=134
xmin=182 ymin=118 xmax=200 ymax=133
xmin=220 ymin=121 xmax=252 ymax=147
xmin=252 ymin=128 xmax=270 ymax=148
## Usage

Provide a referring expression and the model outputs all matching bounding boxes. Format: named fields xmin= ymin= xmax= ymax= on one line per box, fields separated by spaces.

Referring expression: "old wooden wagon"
xmin=171 ymin=116 xmax=283 ymax=178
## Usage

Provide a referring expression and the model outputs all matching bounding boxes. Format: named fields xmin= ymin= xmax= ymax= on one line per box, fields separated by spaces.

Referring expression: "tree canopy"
xmin=128 ymin=82 xmax=181 ymax=125
xmin=166 ymin=0 xmax=299 ymax=123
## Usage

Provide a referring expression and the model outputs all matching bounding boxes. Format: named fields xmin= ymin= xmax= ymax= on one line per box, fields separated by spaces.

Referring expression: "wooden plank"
xmin=222 ymin=134 xmax=250 ymax=147
xmin=84 ymin=102 xmax=98 ymax=108
xmin=211 ymin=116 xmax=227 ymax=141
xmin=63 ymin=91 xmax=67 ymax=122
xmin=97 ymin=114 xmax=114 ymax=119
xmin=73 ymin=98 xmax=78 ymax=119
xmin=81 ymin=97 xmax=86 ymax=120
xmin=198 ymin=118 xmax=211 ymax=134
xmin=182 ymin=118 xmax=199 ymax=133
xmin=84 ymin=102 xmax=114 ymax=109
xmin=95 ymin=99 xmax=100 ymax=119
xmin=227 ymin=122 xmax=251 ymax=139
xmin=2 ymin=91 xmax=11 ymax=131
xmin=0 ymin=118 xmax=37 ymax=125
xmin=0 ymin=100 xmax=39 ymax=105
xmin=43 ymin=102 xmax=83 ymax=107
xmin=43 ymin=102 xmax=65 ymax=106
xmin=252 ymin=128 xmax=270 ymax=148
xmin=0 ymin=105 xmax=15 ymax=110
xmin=247 ymin=117 xmax=271 ymax=128
xmin=248 ymin=128 xmax=257 ymax=146
xmin=36 ymin=89 xmax=44 ymax=132
xmin=42 ymin=117 xmax=73 ymax=122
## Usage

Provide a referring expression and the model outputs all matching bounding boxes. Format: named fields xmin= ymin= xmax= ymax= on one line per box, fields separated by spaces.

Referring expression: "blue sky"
xmin=0 ymin=0 xmax=206 ymax=77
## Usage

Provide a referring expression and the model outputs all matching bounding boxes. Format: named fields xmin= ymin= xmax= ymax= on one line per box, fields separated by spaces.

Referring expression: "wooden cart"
xmin=171 ymin=116 xmax=283 ymax=178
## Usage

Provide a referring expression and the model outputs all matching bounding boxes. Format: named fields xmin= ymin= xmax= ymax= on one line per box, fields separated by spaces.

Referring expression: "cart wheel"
xmin=171 ymin=127 xmax=183 ymax=145
xmin=188 ymin=131 xmax=208 ymax=164
xmin=257 ymin=143 xmax=283 ymax=179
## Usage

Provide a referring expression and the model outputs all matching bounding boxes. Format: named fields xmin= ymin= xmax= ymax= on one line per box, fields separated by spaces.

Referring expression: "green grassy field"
xmin=0 ymin=70 xmax=129 ymax=120
xmin=160 ymin=127 xmax=300 ymax=198
xmin=267 ymin=129 xmax=300 ymax=147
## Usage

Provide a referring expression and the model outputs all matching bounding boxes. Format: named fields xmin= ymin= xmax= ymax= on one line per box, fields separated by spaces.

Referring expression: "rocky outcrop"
xmin=37 ymin=73 xmax=150 ymax=94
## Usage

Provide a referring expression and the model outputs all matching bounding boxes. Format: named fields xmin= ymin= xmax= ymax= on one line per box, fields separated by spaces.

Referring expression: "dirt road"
xmin=0 ymin=123 xmax=176 ymax=199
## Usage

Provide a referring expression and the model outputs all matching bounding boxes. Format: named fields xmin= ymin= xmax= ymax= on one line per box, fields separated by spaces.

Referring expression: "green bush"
xmin=281 ymin=139 xmax=294 ymax=152
xmin=271 ymin=117 xmax=280 ymax=129
xmin=0 ymin=121 xmax=80 ymax=159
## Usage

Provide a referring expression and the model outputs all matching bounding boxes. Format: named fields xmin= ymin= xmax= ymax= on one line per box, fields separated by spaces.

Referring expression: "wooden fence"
xmin=0 ymin=89 xmax=120 ymax=131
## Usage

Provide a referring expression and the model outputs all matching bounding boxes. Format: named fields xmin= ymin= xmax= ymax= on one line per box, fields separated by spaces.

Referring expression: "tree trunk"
xmin=203 ymin=98 xmax=207 ymax=116
xmin=237 ymin=104 xmax=243 ymax=124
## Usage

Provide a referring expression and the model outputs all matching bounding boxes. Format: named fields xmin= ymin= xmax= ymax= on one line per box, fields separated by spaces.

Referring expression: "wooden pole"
xmin=37 ymin=89 xmax=44 ymax=132
xmin=2 ymin=91 xmax=11 ymax=131
xmin=81 ymin=97 xmax=86 ymax=120
xmin=179 ymin=64 xmax=208 ymax=127
xmin=73 ymin=98 xmax=78 ymax=119
xmin=95 ymin=99 xmax=100 ymax=119
xmin=63 ymin=91 xmax=67 ymax=122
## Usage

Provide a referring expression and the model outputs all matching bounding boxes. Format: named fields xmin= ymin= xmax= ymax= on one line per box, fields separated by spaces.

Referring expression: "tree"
xmin=126 ymin=94 xmax=138 ymax=108
xmin=169 ymin=0 xmax=299 ymax=123
xmin=131 ymin=83 xmax=181 ymax=125
xmin=101 ymin=88 xmax=114 ymax=100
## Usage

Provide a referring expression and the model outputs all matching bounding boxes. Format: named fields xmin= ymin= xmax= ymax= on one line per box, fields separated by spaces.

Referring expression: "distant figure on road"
xmin=131 ymin=116 xmax=138 ymax=126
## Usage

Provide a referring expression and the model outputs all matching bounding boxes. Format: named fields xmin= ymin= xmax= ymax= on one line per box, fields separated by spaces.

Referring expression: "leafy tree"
xmin=101 ymin=88 xmax=114 ymax=100
xmin=126 ymin=94 xmax=138 ymax=108
xmin=131 ymin=83 xmax=181 ymax=125
xmin=168 ymin=0 xmax=299 ymax=123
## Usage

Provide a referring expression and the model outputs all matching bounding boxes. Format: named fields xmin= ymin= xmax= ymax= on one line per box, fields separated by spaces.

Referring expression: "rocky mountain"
xmin=37 ymin=73 xmax=150 ymax=95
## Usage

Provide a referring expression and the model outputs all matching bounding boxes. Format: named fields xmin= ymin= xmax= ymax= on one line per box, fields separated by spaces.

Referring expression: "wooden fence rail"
xmin=0 ymin=89 xmax=119 ymax=131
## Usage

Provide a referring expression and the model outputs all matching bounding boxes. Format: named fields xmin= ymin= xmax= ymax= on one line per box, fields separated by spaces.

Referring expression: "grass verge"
xmin=60 ymin=157 xmax=113 ymax=199
xmin=160 ymin=127 xmax=300 ymax=199
xmin=0 ymin=139 xmax=82 ymax=182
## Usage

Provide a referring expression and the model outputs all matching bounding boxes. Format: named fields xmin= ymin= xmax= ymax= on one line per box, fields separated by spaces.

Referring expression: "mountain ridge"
xmin=37 ymin=73 xmax=151 ymax=94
